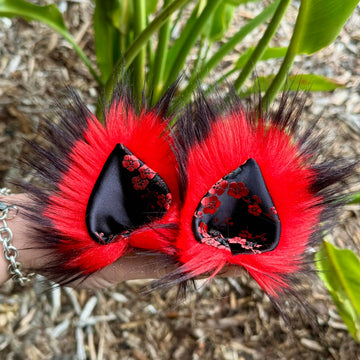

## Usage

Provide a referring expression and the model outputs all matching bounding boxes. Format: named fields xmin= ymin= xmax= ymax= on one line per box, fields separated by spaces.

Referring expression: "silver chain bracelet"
xmin=0 ymin=187 xmax=33 ymax=285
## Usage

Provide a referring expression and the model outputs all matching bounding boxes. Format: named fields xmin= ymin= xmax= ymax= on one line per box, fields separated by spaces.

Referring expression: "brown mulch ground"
xmin=1 ymin=1 xmax=360 ymax=359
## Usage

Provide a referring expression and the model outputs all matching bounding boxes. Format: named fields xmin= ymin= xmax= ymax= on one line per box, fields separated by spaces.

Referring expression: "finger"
xmin=71 ymin=253 xmax=177 ymax=289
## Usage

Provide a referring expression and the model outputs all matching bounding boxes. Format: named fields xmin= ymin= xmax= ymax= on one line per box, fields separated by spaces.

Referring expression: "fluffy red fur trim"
xmin=176 ymin=108 xmax=322 ymax=297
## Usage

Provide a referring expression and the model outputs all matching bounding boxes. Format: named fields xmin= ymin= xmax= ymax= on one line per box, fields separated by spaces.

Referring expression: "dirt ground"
xmin=1 ymin=1 xmax=360 ymax=359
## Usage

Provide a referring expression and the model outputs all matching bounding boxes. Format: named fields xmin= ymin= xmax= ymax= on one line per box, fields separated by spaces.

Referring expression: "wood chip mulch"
xmin=1 ymin=1 xmax=360 ymax=359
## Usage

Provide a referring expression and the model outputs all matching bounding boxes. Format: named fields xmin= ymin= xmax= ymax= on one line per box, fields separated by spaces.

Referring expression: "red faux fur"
xmin=44 ymin=98 xmax=180 ymax=274
xmin=176 ymin=108 xmax=322 ymax=297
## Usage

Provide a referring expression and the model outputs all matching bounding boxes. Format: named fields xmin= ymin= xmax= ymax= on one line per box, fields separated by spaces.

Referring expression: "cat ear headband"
xmin=23 ymin=84 xmax=354 ymax=294
xmin=23 ymin=84 xmax=180 ymax=283
xmin=172 ymin=92 xmax=355 ymax=298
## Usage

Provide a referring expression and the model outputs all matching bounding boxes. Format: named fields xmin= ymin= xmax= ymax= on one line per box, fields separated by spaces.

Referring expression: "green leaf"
xmin=178 ymin=0 xmax=280 ymax=106
xmin=164 ymin=3 xmax=201 ymax=82
xmin=105 ymin=0 xmax=130 ymax=33
xmin=240 ymin=74 xmax=344 ymax=96
xmin=150 ymin=0 xmax=172 ymax=103
xmin=226 ymin=0 xmax=261 ymax=4
xmin=0 ymin=0 xmax=67 ymax=32
xmin=234 ymin=0 xmax=291 ymax=93
xmin=164 ymin=0 xmax=219 ymax=87
xmin=94 ymin=0 xmax=122 ymax=83
xmin=105 ymin=0 xmax=190 ymax=103
xmin=0 ymin=0 xmax=102 ymax=85
xmin=146 ymin=0 xmax=158 ymax=15
xmin=295 ymin=0 xmax=360 ymax=55
xmin=315 ymin=241 xmax=360 ymax=342
xmin=235 ymin=46 xmax=287 ymax=69
xmin=206 ymin=3 xmax=234 ymax=42
xmin=263 ymin=0 xmax=358 ymax=106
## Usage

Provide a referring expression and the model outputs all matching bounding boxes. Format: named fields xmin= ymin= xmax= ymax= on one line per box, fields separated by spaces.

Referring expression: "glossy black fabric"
xmin=192 ymin=158 xmax=281 ymax=255
xmin=86 ymin=144 xmax=171 ymax=244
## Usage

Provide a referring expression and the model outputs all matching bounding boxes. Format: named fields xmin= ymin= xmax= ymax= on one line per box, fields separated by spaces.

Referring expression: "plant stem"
xmin=262 ymin=0 xmax=310 ymax=107
xmin=164 ymin=0 xmax=219 ymax=89
xmin=192 ymin=36 xmax=206 ymax=75
xmin=205 ymin=68 xmax=237 ymax=97
xmin=146 ymin=36 xmax=154 ymax=98
xmin=199 ymin=39 xmax=210 ymax=73
xmin=119 ymin=0 xmax=131 ymax=54
xmin=162 ymin=2 xmax=200 ymax=85
xmin=170 ymin=5 xmax=185 ymax=37
xmin=64 ymin=33 xmax=103 ymax=86
xmin=105 ymin=0 xmax=190 ymax=102
xmin=234 ymin=0 xmax=290 ymax=93
xmin=133 ymin=0 xmax=147 ymax=103
xmin=178 ymin=0 xmax=280 ymax=106
xmin=151 ymin=0 xmax=172 ymax=104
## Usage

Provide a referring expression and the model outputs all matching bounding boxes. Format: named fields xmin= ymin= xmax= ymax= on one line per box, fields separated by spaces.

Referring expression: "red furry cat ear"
xmin=22 ymin=84 xmax=180 ymax=284
xmin=174 ymin=92 xmax=355 ymax=298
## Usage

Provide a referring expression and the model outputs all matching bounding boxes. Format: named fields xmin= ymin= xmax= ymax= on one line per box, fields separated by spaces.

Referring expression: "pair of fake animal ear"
xmin=23 ymin=83 xmax=353 ymax=299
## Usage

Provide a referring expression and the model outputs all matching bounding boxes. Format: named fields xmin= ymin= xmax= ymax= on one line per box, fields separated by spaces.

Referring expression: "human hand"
xmin=0 ymin=194 xmax=177 ymax=288
xmin=0 ymin=193 xmax=241 ymax=289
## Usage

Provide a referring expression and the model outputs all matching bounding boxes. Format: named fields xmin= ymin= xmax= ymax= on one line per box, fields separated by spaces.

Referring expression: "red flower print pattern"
xmin=228 ymin=182 xmax=249 ymax=199
xmin=228 ymin=236 xmax=247 ymax=247
xmin=157 ymin=193 xmax=172 ymax=210
xmin=201 ymin=195 xmax=221 ymax=215
xmin=198 ymin=226 xmax=230 ymax=251
xmin=228 ymin=236 xmax=262 ymax=254
xmin=248 ymin=204 xmax=262 ymax=216
xmin=239 ymin=230 xmax=252 ymax=239
xmin=209 ymin=179 xmax=228 ymax=196
xmin=252 ymin=195 xmax=262 ymax=204
xmin=201 ymin=237 xmax=229 ymax=251
xmin=198 ymin=222 xmax=208 ymax=237
xmin=95 ymin=231 xmax=130 ymax=245
xmin=122 ymin=155 xmax=140 ymax=172
xmin=132 ymin=176 xmax=149 ymax=190
xmin=95 ymin=232 xmax=107 ymax=244
xmin=191 ymin=159 xmax=282 ymax=256
xmin=139 ymin=165 xmax=156 ymax=180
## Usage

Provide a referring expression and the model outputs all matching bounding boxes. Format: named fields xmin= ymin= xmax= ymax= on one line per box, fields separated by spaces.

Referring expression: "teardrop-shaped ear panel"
xmin=86 ymin=144 xmax=172 ymax=244
xmin=192 ymin=158 xmax=280 ymax=255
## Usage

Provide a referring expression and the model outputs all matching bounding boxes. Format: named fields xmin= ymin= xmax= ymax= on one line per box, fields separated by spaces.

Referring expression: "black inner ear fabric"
xmin=86 ymin=144 xmax=172 ymax=244
xmin=192 ymin=158 xmax=281 ymax=255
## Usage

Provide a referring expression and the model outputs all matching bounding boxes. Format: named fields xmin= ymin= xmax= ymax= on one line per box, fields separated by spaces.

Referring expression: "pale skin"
xmin=0 ymin=194 xmax=240 ymax=288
